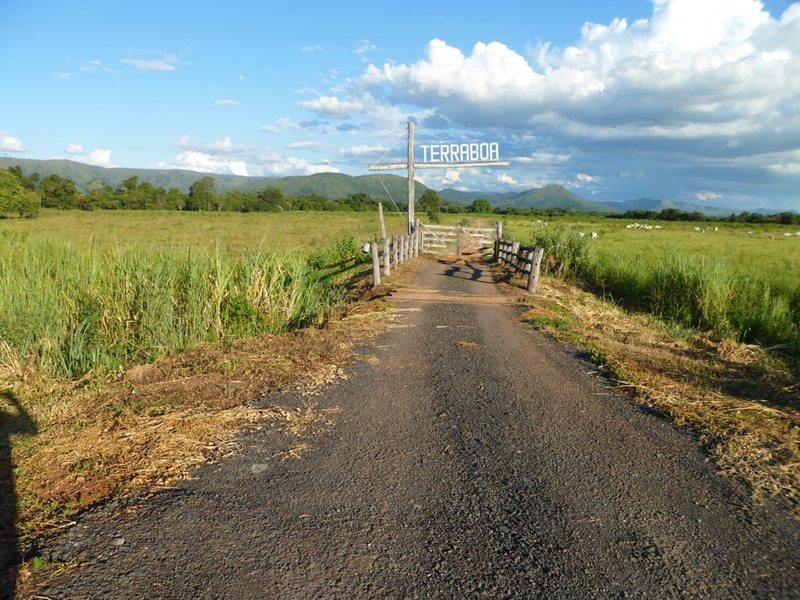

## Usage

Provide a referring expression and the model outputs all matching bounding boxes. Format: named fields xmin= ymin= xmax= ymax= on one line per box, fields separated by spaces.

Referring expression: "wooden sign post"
xmin=369 ymin=121 xmax=510 ymax=235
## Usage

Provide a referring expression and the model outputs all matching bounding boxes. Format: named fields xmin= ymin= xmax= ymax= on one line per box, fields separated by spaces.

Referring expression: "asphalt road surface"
xmin=41 ymin=258 xmax=798 ymax=599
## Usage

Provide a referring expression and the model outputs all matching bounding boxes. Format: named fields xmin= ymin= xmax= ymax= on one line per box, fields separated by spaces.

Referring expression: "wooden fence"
xmin=494 ymin=239 xmax=545 ymax=293
xmin=368 ymin=219 xmax=423 ymax=288
xmin=419 ymin=223 xmax=498 ymax=256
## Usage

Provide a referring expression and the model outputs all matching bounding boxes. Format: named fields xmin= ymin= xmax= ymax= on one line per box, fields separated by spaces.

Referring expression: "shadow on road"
xmin=1 ymin=389 xmax=37 ymax=600
xmin=438 ymin=258 xmax=494 ymax=284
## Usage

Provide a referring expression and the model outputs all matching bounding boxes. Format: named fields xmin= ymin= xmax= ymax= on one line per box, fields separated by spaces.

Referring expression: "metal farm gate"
xmin=418 ymin=223 xmax=498 ymax=256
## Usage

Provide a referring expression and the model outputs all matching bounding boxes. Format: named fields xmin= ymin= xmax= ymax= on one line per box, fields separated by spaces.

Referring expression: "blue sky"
xmin=1 ymin=0 xmax=798 ymax=210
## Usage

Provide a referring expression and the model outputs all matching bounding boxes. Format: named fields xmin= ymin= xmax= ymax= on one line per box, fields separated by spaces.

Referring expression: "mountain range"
xmin=0 ymin=157 xmax=755 ymax=216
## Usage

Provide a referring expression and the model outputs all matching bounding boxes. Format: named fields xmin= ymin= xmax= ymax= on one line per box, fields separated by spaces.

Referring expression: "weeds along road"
xmin=42 ymin=258 xmax=798 ymax=599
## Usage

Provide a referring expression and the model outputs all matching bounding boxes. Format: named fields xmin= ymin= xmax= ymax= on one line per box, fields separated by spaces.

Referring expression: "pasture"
xmin=503 ymin=215 xmax=800 ymax=294
xmin=504 ymin=214 xmax=800 ymax=355
xmin=1 ymin=209 xmax=798 ymax=384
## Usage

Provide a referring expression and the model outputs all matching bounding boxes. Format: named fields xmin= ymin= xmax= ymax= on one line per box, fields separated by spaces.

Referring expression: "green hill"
xmin=440 ymin=184 xmax=610 ymax=211
xmin=505 ymin=185 xmax=610 ymax=212
xmin=0 ymin=157 xmax=427 ymax=201
xmin=603 ymin=197 xmax=734 ymax=217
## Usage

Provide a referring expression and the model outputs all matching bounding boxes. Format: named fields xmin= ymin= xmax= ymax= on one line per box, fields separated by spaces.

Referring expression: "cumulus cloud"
xmin=216 ymin=99 xmax=241 ymax=107
xmin=64 ymin=143 xmax=84 ymax=154
xmin=298 ymin=95 xmax=366 ymax=118
xmin=327 ymin=0 xmax=800 ymax=206
xmin=338 ymin=144 xmax=389 ymax=157
xmin=0 ymin=133 xmax=26 ymax=152
xmin=179 ymin=135 xmax=235 ymax=153
xmin=575 ymin=173 xmax=596 ymax=183
xmin=260 ymin=155 xmax=339 ymax=176
xmin=66 ymin=148 xmax=113 ymax=167
xmin=172 ymin=151 xmax=249 ymax=176
xmin=122 ymin=52 xmax=180 ymax=72
xmin=696 ymin=190 xmax=722 ymax=201
xmin=301 ymin=44 xmax=324 ymax=52
xmin=497 ymin=173 xmax=522 ymax=186
xmin=164 ymin=134 xmax=338 ymax=177
xmin=357 ymin=1 xmax=800 ymax=152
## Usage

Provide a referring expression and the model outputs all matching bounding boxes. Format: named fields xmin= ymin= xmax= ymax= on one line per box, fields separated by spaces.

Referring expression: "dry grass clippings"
xmin=3 ymin=299 xmax=390 ymax=546
xmin=505 ymin=270 xmax=799 ymax=506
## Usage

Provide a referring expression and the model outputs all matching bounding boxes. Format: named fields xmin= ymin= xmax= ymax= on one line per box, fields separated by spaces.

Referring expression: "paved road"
xmin=42 ymin=258 xmax=798 ymax=599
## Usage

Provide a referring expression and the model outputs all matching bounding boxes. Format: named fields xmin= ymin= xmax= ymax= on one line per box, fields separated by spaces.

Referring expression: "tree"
xmin=0 ymin=170 xmax=40 ymax=218
xmin=470 ymin=198 xmax=492 ymax=214
xmin=188 ymin=177 xmax=216 ymax=211
xmin=418 ymin=189 xmax=442 ymax=223
xmin=40 ymin=174 xmax=78 ymax=209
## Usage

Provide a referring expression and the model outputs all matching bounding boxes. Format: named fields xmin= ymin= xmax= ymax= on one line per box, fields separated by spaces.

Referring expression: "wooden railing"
xmin=494 ymin=239 xmax=545 ymax=293
xmin=367 ymin=228 xmax=423 ymax=288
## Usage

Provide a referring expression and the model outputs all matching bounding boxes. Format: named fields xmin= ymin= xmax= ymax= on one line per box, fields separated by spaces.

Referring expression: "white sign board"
xmin=419 ymin=142 xmax=500 ymax=163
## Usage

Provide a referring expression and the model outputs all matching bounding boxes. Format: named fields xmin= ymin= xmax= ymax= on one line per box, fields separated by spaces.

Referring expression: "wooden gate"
xmin=419 ymin=223 xmax=498 ymax=256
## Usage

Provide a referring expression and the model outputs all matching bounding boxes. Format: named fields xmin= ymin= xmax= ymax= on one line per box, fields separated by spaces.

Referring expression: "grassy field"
xmin=0 ymin=210 xmax=414 ymax=382
xmin=0 ymin=209 xmax=411 ymax=253
xmin=2 ymin=209 xmax=798 ymax=381
xmin=503 ymin=214 xmax=800 ymax=357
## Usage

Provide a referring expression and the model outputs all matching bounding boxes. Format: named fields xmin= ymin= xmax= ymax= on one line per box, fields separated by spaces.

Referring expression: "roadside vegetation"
xmin=504 ymin=217 xmax=800 ymax=364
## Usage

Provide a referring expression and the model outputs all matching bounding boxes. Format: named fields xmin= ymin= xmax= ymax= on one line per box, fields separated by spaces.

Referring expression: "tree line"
xmin=607 ymin=207 xmax=800 ymax=225
xmin=0 ymin=169 xmax=498 ymax=219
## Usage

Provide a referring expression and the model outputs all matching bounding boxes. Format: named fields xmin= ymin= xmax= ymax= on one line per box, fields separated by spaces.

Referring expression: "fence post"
xmin=383 ymin=237 xmax=391 ymax=276
xmin=401 ymin=235 xmax=406 ymax=263
xmin=456 ymin=226 xmax=462 ymax=257
xmin=527 ymin=247 xmax=544 ymax=293
xmin=521 ymin=248 xmax=532 ymax=275
xmin=511 ymin=241 xmax=520 ymax=270
xmin=497 ymin=221 xmax=503 ymax=240
xmin=378 ymin=203 xmax=387 ymax=240
xmin=371 ymin=242 xmax=381 ymax=288
xmin=415 ymin=219 xmax=422 ymax=254
xmin=393 ymin=235 xmax=399 ymax=267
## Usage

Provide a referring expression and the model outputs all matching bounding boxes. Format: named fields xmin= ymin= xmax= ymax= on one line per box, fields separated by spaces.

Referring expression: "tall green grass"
xmin=529 ymin=229 xmax=800 ymax=356
xmin=0 ymin=232 xmax=344 ymax=380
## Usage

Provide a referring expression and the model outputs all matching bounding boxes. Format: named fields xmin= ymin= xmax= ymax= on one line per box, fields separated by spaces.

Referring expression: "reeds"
xmin=0 ymin=236 xmax=342 ymax=380
xmin=583 ymin=252 xmax=799 ymax=354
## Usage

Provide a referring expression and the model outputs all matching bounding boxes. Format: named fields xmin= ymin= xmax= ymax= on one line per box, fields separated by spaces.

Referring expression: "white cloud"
xmin=216 ymin=99 xmax=241 ymax=107
xmin=357 ymin=0 xmax=800 ymax=159
xmin=442 ymin=169 xmax=461 ymax=185
xmin=122 ymin=52 xmax=180 ymax=72
xmin=338 ymin=144 xmax=389 ymax=157
xmin=497 ymin=173 xmax=522 ymax=186
xmin=576 ymin=173 xmax=596 ymax=183
xmin=172 ymin=151 xmax=249 ymax=176
xmin=66 ymin=148 xmax=113 ymax=167
xmin=260 ymin=117 xmax=303 ymax=133
xmin=514 ymin=153 xmax=571 ymax=164
xmin=355 ymin=39 xmax=377 ymax=55
xmin=286 ymin=141 xmax=328 ymax=149
xmin=0 ymin=133 xmax=26 ymax=152
xmin=696 ymin=190 xmax=722 ymax=201
xmin=298 ymin=95 xmax=366 ymax=118
xmin=301 ymin=44 xmax=324 ymax=53
xmin=179 ymin=135 xmax=235 ymax=153
xmin=260 ymin=155 xmax=339 ymax=176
